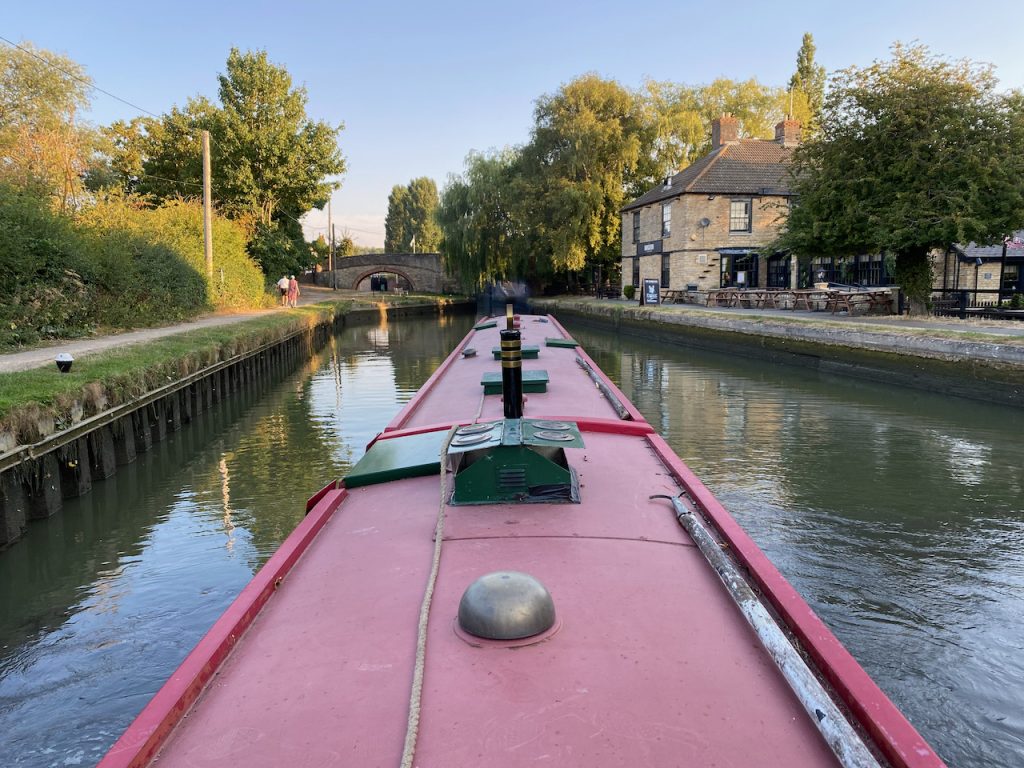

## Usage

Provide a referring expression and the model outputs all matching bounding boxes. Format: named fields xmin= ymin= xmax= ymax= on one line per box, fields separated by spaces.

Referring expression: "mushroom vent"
xmin=457 ymin=571 xmax=556 ymax=640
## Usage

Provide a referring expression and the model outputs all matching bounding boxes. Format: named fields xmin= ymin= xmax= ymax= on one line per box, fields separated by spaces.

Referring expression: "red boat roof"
xmin=100 ymin=314 xmax=945 ymax=768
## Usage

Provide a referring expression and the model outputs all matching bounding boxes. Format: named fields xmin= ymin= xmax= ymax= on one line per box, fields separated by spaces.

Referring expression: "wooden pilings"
xmin=0 ymin=311 xmax=348 ymax=550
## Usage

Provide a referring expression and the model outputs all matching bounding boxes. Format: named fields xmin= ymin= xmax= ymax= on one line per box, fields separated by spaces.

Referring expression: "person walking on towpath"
xmin=287 ymin=275 xmax=300 ymax=308
xmin=277 ymin=275 xmax=289 ymax=306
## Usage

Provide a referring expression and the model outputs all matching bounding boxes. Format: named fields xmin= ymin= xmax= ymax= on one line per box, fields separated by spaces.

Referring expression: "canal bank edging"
xmin=530 ymin=299 xmax=1024 ymax=406
xmin=0 ymin=300 xmax=473 ymax=550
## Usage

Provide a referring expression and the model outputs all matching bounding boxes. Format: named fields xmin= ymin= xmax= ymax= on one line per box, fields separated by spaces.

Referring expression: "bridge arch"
xmin=317 ymin=252 xmax=446 ymax=293
xmin=351 ymin=268 xmax=416 ymax=292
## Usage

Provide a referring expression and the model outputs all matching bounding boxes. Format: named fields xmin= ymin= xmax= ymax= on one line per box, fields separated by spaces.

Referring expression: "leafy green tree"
xmin=789 ymin=33 xmax=826 ymax=135
xmin=780 ymin=43 xmax=1024 ymax=310
xmin=384 ymin=184 xmax=411 ymax=252
xmin=310 ymin=234 xmax=331 ymax=267
xmin=385 ymin=178 xmax=441 ymax=252
xmin=336 ymin=234 xmax=356 ymax=256
xmin=0 ymin=40 xmax=97 ymax=209
xmin=214 ymin=49 xmax=345 ymax=224
xmin=405 ymin=177 xmax=442 ymax=251
xmin=87 ymin=116 xmax=157 ymax=194
xmin=524 ymin=74 xmax=646 ymax=273
xmin=98 ymin=48 xmax=346 ymax=277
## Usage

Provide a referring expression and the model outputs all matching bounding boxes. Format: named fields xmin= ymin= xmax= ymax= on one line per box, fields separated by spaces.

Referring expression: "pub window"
xmin=729 ymin=199 xmax=751 ymax=232
xmin=661 ymin=253 xmax=671 ymax=288
xmin=632 ymin=256 xmax=640 ymax=287
xmin=632 ymin=211 xmax=640 ymax=243
xmin=662 ymin=202 xmax=671 ymax=237
xmin=767 ymin=255 xmax=790 ymax=288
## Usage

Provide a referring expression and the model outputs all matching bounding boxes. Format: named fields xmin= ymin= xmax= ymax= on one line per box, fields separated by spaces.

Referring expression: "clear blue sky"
xmin=6 ymin=0 xmax=1024 ymax=247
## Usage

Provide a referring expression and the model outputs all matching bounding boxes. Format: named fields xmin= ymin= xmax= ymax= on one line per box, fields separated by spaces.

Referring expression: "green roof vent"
xmin=447 ymin=418 xmax=584 ymax=505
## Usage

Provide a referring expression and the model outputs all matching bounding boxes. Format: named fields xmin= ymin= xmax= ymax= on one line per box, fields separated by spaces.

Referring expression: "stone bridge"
xmin=315 ymin=252 xmax=448 ymax=293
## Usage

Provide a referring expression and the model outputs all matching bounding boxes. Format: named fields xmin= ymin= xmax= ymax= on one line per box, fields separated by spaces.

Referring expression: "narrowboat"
xmin=99 ymin=309 xmax=945 ymax=768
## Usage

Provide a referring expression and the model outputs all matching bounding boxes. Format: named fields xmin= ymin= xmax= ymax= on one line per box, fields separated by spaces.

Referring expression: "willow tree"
xmin=438 ymin=150 xmax=529 ymax=290
xmin=524 ymin=74 xmax=646 ymax=276
xmin=781 ymin=43 xmax=1024 ymax=310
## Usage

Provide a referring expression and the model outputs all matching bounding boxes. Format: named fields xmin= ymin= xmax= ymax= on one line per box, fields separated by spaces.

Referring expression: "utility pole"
xmin=327 ymin=198 xmax=335 ymax=290
xmin=331 ymin=223 xmax=337 ymax=291
xmin=202 ymin=130 xmax=213 ymax=280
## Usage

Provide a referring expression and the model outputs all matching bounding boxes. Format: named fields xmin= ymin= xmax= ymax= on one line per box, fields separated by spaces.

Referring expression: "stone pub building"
xmin=621 ymin=114 xmax=801 ymax=294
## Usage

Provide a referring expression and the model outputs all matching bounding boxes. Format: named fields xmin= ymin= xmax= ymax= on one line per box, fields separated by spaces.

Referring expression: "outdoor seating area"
xmin=656 ymin=287 xmax=894 ymax=315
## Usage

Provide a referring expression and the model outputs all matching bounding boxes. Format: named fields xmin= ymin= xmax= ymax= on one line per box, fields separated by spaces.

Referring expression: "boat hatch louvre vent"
xmin=458 ymin=571 xmax=556 ymax=640
xmin=497 ymin=466 xmax=527 ymax=489
xmin=447 ymin=418 xmax=584 ymax=505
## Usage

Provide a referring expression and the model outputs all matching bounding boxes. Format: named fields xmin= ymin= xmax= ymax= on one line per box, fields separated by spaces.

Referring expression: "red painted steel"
xmin=387 ymin=324 xmax=474 ymax=431
xmin=100 ymin=313 xmax=946 ymax=768
xmin=546 ymin=313 xmax=647 ymax=422
xmin=645 ymin=433 xmax=945 ymax=768
xmin=304 ymin=479 xmax=338 ymax=513
xmin=97 ymin=488 xmax=348 ymax=768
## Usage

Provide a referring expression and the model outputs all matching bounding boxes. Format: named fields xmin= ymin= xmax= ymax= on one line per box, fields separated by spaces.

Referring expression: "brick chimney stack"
xmin=774 ymin=118 xmax=801 ymax=147
xmin=711 ymin=113 xmax=740 ymax=149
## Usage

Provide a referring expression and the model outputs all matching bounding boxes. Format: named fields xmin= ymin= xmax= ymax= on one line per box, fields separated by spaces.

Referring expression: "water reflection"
xmin=568 ymin=320 xmax=1024 ymax=768
xmin=0 ymin=313 xmax=475 ymax=767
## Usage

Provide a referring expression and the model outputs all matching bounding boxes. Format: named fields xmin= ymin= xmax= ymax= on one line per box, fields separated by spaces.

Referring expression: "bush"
xmin=0 ymin=186 xmax=268 ymax=349
xmin=0 ymin=187 xmax=99 ymax=346
xmin=79 ymin=196 xmax=267 ymax=312
xmin=1010 ymin=293 xmax=1024 ymax=310
xmin=623 ymin=284 xmax=636 ymax=300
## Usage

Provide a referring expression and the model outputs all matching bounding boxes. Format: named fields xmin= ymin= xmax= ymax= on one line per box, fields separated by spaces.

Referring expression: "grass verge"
xmin=0 ymin=301 xmax=353 ymax=447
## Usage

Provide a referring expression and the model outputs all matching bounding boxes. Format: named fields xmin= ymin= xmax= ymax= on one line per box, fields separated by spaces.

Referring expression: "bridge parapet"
xmin=316 ymin=252 xmax=444 ymax=292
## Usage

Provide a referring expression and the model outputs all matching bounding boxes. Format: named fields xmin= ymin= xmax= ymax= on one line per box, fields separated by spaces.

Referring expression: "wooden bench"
xmin=660 ymin=289 xmax=685 ymax=304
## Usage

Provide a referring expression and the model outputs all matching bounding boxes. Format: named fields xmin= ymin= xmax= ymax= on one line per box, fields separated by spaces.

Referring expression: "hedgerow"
xmin=0 ymin=187 xmax=268 ymax=348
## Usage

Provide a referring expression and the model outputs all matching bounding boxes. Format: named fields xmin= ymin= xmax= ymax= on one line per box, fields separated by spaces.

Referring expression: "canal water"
xmin=0 ymin=312 xmax=1021 ymax=767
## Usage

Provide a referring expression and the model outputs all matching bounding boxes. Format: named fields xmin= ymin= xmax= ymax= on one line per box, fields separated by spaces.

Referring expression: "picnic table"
xmin=706 ymin=288 xmax=738 ymax=307
xmin=789 ymin=289 xmax=832 ymax=311
xmin=825 ymin=290 xmax=894 ymax=315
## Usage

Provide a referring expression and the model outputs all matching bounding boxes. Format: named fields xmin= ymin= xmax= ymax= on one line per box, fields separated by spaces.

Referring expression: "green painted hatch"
xmin=474 ymin=320 xmax=497 ymax=330
xmin=481 ymin=370 xmax=549 ymax=394
xmin=343 ymin=429 xmax=446 ymax=488
xmin=492 ymin=345 xmax=539 ymax=359
xmin=545 ymin=337 xmax=579 ymax=348
xmin=447 ymin=418 xmax=584 ymax=505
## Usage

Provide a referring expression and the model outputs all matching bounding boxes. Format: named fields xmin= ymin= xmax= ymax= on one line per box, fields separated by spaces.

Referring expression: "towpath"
xmin=0 ymin=286 xmax=352 ymax=374
xmin=603 ymin=296 xmax=1024 ymax=338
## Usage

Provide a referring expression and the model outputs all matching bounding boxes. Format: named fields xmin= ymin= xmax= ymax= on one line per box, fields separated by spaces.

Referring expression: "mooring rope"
xmin=399 ymin=425 xmax=457 ymax=768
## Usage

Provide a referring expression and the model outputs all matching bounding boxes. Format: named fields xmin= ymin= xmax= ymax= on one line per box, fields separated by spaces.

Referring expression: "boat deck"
xmin=101 ymin=314 xmax=943 ymax=768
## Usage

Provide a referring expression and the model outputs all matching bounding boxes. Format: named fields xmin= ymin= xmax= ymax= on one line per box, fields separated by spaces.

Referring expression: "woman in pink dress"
xmin=287 ymin=275 xmax=300 ymax=308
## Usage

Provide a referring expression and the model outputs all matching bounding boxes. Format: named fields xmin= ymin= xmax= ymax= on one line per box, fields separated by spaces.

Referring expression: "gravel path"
xmin=0 ymin=287 xmax=345 ymax=374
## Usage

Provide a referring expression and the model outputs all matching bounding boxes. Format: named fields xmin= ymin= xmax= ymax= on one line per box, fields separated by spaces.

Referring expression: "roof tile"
xmin=624 ymin=140 xmax=795 ymax=211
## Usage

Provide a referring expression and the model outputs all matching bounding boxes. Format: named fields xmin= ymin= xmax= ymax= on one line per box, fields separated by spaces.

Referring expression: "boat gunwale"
xmin=95 ymin=487 xmax=349 ymax=768
xmin=645 ymin=432 xmax=944 ymax=768
xmin=97 ymin=313 xmax=946 ymax=768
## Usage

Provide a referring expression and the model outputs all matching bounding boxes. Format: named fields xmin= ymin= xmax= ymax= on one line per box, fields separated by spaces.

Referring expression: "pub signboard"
xmin=641 ymin=278 xmax=660 ymax=306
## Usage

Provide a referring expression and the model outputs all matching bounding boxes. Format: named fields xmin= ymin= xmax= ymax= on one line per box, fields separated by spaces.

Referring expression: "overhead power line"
xmin=0 ymin=35 xmax=161 ymax=119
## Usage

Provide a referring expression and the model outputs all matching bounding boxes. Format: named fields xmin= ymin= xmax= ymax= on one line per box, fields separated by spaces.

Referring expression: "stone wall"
xmin=622 ymin=193 xmax=794 ymax=292
xmin=318 ymin=252 xmax=447 ymax=293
